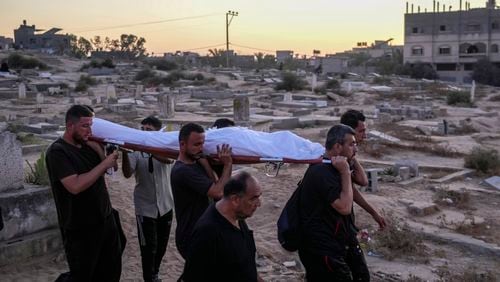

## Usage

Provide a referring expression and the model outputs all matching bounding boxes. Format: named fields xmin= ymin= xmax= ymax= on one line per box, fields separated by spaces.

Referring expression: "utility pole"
xmin=226 ymin=10 xmax=238 ymax=68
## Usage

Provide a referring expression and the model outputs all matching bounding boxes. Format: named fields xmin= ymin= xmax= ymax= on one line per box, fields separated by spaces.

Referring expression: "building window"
xmin=411 ymin=46 xmax=424 ymax=56
xmin=492 ymin=22 xmax=499 ymax=29
xmin=412 ymin=27 xmax=422 ymax=34
xmin=439 ymin=46 xmax=451 ymax=55
xmin=440 ymin=25 xmax=447 ymax=31
xmin=492 ymin=44 xmax=499 ymax=53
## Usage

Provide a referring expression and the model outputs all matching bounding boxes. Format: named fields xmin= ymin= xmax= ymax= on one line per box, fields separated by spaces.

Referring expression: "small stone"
xmin=443 ymin=198 xmax=454 ymax=205
xmin=283 ymin=261 xmax=296 ymax=268
xmin=273 ymin=203 xmax=281 ymax=209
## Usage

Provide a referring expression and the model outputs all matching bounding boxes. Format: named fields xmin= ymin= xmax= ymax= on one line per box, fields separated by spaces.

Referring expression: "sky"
xmin=0 ymin=0 xmax=491 ymax=56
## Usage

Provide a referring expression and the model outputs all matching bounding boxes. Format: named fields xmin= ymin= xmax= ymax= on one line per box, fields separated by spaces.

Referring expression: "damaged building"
xmin=404 ymin=0 xmax=500 ymax=83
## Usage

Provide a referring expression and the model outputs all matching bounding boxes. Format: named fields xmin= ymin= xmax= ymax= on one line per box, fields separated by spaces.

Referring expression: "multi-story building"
xmin=0 ymin=36 xmax=14 ymax=51
xmin=14 ymin=20 xmax=70 ymax=54
xmin=404 ymin=0 xmax=500 ymax=83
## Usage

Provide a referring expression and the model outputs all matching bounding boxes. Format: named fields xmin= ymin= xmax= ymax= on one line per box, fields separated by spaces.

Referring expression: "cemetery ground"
xmin=0 ymin=52 xmax=499 ymax=281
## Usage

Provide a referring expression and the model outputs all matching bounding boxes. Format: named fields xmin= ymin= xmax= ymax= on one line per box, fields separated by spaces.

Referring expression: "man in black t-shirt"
xmin=182 ymin=171 xmax=263 ymax=282
xmin=297 ymin=124 xmax=370 ymax=282
xmin=46 ymin=105 xmax=122 ymax=281
xmin=170 ymin=123 xmax=233 ymax=259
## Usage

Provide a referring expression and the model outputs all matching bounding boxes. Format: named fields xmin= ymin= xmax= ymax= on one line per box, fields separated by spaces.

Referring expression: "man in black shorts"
xmin=170 ymin=123 xmax=233 ymax=259
xmin=182 ymin=171 xmax=263 ymax=282
xmin=45 ymin=105 xmax=122 ymax=281
xmin=297 ymin=124 xmax=370 ymax=281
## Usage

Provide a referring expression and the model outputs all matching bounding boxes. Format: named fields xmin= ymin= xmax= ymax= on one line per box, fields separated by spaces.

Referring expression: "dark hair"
xmin=65 ymin=105 xmax=94 ymax=124
xmin=340 ymin=109 xmax=365 ymax=130
xmin=178 ymin=123 xmax=204 ymax=142
xmin=141 ymin=116 xmax=162 ymax=130
xmin=212 ymin=118 xmax=235 ymax=129
xmin=325 ymin=124 xmax=356 ymax=150
xmin=223 ymin=171 xmax=253 ymax=198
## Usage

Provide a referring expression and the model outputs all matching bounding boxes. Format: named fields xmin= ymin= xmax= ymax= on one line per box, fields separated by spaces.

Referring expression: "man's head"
xmin=178 ymin=123 xmax=205 ymax=160
xmin=340 ymin=109 xmax=367 ymax=143
xmin=223 ymin=172 xmax=262 ymax=220
xmin=141 ymin=116 xmax=162 ymax=131
xmin=325 ymin=124 xmax=357 ymax=160
xmin=212 ymin=118 xmax=235 ymax=129
xmin=65 ymin=105 xmax=94 ymax=144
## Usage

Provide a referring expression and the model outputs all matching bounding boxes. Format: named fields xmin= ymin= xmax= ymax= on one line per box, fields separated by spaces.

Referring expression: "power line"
xmin=230 ymin=42 xmax=274 ymax=53
xmin=69 ymin=13 xmax=220 ymax=33
xmin=184 ymin=43 xmax=226 ymax=51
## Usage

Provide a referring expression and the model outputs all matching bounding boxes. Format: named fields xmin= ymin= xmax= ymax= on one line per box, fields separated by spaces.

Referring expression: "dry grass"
xmin=435 ymin=265 xmax=496 ymax=282
xmin=372 ymin=213 xmax=429 ymax=262
xmin=433 ymin=188 xmax=471 ymax=209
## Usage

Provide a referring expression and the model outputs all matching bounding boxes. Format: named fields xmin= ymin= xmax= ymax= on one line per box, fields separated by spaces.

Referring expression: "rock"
xmin=408 ymin=201 xmax=439 ymax=216
xmin=283 ymin=261 xmax=296 ymax=268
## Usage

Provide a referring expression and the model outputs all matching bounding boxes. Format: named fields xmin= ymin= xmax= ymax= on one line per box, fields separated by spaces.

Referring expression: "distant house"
xmin=0 ymin=36 xmax=14 ymax=51
xmin=352 ymin=39 xmax=402 ymax=59
xmin=14 ymin=20 xmax=70 ymax=54
xmin=276 ymin=50 xmax=294 ymax=64
xmin=164 ymin=51 xmax=200 ymax=66
xmin=404 ymin=0 xmax=500 ymax=82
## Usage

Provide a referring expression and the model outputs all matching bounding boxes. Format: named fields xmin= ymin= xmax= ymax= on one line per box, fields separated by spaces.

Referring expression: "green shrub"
xmin=75 ymin=75 xmax=97 ymax=92
xmin=25 ymin=151 xmax=49 ymax=186
xmin=325 ymin=79 xmax=340 ymax=90
xmin=464 ymin=147 xmax=500 ymax=174
xmin=447 ymin=91 xmax=472 ymax=106
xmin=146 ymin=59 xmax=177 ymax=71
xmin=275 ymin=72 xmax=307 ymax=91
xmin=5 ymin=53 xmax=49 ymax=70
xmin=135 ymin=68 xmax=155 ymax=81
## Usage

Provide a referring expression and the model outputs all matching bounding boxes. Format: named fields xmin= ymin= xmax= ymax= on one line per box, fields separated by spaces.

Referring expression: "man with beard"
xmin=182 ymin=172 xmax=263 ymax=282
xmin=170 ymin=123 xmax=233 ymax=259
xmin=45 ymin=105 xmax=122 ymax=281
xmin=297 ymin=124 xmax=370 ymax=281
xmin=341 ymin=109 xmax=386 ymax=230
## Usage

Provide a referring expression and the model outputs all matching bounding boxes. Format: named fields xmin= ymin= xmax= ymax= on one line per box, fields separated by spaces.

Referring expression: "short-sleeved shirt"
xmin=182 ymin=204 xmax=257 ymax=282
xmin=127 ymin=151 xmax=174 ymax=218
xmin=45 ymin=138 xmax=112 ymax=230
xmin=299 ymin=163 xmax=358 ymax=256
xmin=170 ymin=160 xmax=213 ymax=258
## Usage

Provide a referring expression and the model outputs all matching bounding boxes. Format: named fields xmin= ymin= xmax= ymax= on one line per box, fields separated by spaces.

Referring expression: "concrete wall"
xmin=0 ymin=185 xmax=58 ymax=242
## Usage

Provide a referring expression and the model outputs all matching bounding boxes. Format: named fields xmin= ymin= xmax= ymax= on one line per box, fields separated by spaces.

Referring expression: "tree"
xmin=255 ymin=52 xmax=276 ymax=69
xmin=207 ymin=48 xmax=225 ymax=67
xmin=69 ymin=34 xmax=93 ymax=58
xmin=91 ymin=36 xmax=104 ymax=51
xmin=472 ymin=58 xmax=500 ymax=86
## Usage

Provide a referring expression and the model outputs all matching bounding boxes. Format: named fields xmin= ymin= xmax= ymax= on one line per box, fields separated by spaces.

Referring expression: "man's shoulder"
xmin=46 ymin=139 xmax=67 ymax=154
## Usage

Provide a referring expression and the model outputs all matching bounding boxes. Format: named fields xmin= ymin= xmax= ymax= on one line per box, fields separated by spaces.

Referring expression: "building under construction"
xmin=404 ymin=0 xmax=500 ymax=83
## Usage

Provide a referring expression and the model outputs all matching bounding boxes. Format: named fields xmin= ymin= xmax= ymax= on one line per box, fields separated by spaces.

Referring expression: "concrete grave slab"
xmin=0 ymin=132 xmax=23 ymax=192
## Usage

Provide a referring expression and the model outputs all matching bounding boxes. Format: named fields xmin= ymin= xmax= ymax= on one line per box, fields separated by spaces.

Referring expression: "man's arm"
xmin=206 ymin=144 xmax=232 ymax=200
xmin=121 ymin=151 xmax=133 ymax=178
xmin=198 ymin=157 xmax=217 ymax=182
xmin=331 ymin=156 xmax=353 ymax=215
xmin=61 ymin=151 xmax=118 ymax=195
xmin=351 ymin=157 xmax=368 ymax=186
xmin=353 ymin=187 xmax=386 ymax=229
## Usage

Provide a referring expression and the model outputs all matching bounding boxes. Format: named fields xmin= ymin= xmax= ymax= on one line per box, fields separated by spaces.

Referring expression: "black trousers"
xmin=63 ymin=214 xmax=122 ymax=282
xmin=299 ymin=243 xmax=370 ymax=282
xmin=137 ymin=210 xmax=173 ymax=282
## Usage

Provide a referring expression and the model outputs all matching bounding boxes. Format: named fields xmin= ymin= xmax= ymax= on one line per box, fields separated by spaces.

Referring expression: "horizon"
xmin=0 ymin=0 xmax=492 ymax=56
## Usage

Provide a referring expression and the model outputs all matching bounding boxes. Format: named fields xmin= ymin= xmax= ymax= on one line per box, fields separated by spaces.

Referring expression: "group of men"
xmin=46 ymin=105 xmax=385 ymax=282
